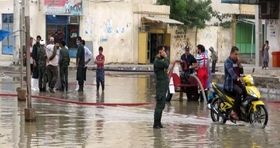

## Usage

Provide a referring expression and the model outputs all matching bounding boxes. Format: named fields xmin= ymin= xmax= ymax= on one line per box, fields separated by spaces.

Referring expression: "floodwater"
xmin=0 ymin=70 xmax=280 ymax=148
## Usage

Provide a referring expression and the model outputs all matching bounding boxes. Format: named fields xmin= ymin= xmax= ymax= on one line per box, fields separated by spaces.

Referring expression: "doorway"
xmin=148 ymin=33 xmax=164 ymax=63
xmin=46 ymin=15 xmax=79 ymax=57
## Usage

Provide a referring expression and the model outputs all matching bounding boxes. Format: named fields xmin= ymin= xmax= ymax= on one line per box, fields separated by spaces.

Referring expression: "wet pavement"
xmin=0 ymin=70 xmax=280 ymax=147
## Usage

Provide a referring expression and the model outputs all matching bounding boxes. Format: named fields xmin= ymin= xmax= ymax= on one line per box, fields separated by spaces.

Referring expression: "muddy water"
xmin=0 ymin=71 xmax=279 ymax=147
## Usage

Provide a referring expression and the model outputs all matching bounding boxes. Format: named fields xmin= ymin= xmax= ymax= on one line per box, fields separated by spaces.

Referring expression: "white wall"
xmin=169 ymin=26 xmax=233 ymax=63
xmin=208 ymin=0 xmax=240 ymax=25
xmin=86 ymin=2 xmax=135 ymax=63
xmin=29 ymin=2 xmax=46 ymax=41
xmin=266 ymin=19 xmax=280 ymax=66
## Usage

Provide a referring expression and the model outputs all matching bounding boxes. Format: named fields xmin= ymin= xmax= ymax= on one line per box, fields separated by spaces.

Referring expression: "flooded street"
xmin=0 ymin=70 xmax=280 ymax=147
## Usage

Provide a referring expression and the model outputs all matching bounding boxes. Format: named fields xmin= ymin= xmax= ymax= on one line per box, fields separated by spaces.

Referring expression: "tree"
xmin=158 ymin=0 xmax=213 ymax=45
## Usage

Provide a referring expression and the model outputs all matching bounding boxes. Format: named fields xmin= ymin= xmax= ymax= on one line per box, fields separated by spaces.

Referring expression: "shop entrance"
xmin=46 ymin=15 xmax=79 ymax=57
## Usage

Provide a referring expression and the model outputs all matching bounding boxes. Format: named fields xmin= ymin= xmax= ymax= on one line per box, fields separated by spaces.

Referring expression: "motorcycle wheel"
xmin=249 ymin=105 xmax=268 ymax=128
xmin=166 ymin=90 xmax=173 ymax=102
xmin=210 ymin=98 xmax=227 ymax=124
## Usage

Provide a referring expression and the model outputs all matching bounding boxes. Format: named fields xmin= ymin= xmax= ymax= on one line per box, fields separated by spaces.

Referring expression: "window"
xmin=2 ymin=13 xmax=14 ymax=55
xmin=2 ymin=14 xmax=13 ymax=23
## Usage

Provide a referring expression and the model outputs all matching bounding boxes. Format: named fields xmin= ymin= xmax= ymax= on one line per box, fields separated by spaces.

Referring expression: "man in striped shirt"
xmin=195 ymin=44 xmax=210 ymax=102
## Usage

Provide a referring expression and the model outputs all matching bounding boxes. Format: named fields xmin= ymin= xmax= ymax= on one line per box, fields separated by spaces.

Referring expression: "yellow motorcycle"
xmin=210 ymin=73 xmax=268 ymax=128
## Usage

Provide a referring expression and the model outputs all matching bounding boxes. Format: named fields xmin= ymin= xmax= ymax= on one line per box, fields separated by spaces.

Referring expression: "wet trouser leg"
xmin=77 ymin=67 xmax=84 ymax=91
xmin=232 ymin=84 xmax=243 ymax=114
xmin=60 ymin=66 xmax=68 ymax=91
xmin=84 ymin=67 xmax=87 ymax=81
xmin=96 ymin=69 xmax=105 ymax=91
xmin=47 ymin=65 xmax=58 ymax=89
xmin=38 ymin=66 xmax=46 ymax=90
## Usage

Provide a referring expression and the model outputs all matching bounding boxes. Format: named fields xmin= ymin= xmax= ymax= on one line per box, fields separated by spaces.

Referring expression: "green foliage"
xmin=212 ymin=10 xmax=232 ymax=28
xmin=158 ymin=0 xmax=213 ymax=29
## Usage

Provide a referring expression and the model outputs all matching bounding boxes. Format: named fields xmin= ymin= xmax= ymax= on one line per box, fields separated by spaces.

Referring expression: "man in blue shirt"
xmin=224 ymin=46 xmax=243 ymax=120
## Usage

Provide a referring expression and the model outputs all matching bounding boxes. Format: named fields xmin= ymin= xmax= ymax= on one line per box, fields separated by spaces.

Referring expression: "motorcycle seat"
xmin=215 ymin=83 xmax=235 ymax=97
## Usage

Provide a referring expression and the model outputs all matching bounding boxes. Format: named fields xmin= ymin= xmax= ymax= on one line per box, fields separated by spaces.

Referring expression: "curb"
xmin=211 ymin=73 xmax=280 ymax=95
xmin=0 ymin=65 xmax=154 ymax=73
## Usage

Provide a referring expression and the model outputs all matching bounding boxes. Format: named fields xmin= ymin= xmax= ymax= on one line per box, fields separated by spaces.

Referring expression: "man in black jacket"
xmin=31 ymin=35 xmax=41 ymax=79
xmin=76 ymin=36 xmax=85 ymax=92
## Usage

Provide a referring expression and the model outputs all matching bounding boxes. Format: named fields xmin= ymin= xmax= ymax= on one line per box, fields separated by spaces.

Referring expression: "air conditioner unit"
xmin=69 ymin=16 xmax=80 ymax=24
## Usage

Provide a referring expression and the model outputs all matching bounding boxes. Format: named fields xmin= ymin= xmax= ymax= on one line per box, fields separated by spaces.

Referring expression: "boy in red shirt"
xmin=95 ymin=46 xmax=105 ymax=91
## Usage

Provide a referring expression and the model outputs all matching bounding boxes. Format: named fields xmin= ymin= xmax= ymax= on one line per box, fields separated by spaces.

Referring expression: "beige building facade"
xmin=1 ymin=0 xmax=269 ymax=65
xmin=1 ymin=0 xmax=186 ymax=64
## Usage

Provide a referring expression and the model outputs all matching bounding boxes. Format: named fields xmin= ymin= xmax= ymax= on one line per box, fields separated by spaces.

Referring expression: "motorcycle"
xmin=209 ymin=72 xmax=268 ymax=128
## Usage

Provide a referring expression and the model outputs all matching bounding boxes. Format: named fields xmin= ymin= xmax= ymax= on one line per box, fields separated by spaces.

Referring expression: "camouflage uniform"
xmin=37 ymin=45 xmax=47 ymax=91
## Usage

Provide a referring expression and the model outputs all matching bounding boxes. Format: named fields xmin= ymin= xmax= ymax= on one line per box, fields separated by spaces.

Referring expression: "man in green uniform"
xmin=59 ymin=41 xmax=70 ymax=92
xmin=76 ymin=36 xmax=85 ymax=92
xmin=153 ymin=46 xmax=169 ymax=129
xmin=37 ymin=40 xmax=47 ymax=92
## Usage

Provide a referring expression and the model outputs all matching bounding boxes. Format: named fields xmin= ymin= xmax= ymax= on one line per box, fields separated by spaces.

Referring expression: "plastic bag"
xmin=31 ymin=78 xmax=39 ymax=91
xmin=169 ymin=77 xmax=175 ymax=94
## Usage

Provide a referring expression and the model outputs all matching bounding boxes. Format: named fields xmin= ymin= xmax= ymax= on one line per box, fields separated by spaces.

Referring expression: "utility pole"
xmin=24 ymin=0 xmax=36 ymax=122
xmin=255 ymin=5 xmax=261 ymax=67
xmin=19 ymin=0 xmax=24 ymax=89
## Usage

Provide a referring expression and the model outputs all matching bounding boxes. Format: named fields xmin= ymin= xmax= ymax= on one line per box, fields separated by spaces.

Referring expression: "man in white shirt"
xmin=82 ymin=40 xmax=92 ymax=82
xmin=46 ymin=37 xmax=59 ymax=93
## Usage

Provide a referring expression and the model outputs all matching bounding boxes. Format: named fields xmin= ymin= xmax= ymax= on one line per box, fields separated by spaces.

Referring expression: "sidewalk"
xmin=1 ymin=61 xmax=279 ymax=76
xmin=0 ymin=61 xmax=154 ymax=72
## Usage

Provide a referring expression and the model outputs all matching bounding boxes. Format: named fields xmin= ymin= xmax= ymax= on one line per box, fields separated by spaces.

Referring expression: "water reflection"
xmin=0 ymin=72 xmax=280 ymax=147
xmin=96 ymin=91 xmax=104 ymax=103
xmin=153 ymin=130 xmax=168 ymax=148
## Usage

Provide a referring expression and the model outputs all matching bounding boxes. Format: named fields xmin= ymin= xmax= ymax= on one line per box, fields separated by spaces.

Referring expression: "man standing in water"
xmin=46 ymin=37 xmax=59 ymax=93
xmin=153 ymin=46 xmax=169 ymax=129
xmin=76 ymin=36 xmax=85 ymax=92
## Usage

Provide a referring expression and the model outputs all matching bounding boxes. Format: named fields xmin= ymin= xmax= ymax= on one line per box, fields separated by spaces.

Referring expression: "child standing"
xmin=95 ymin=46 xmax=105 ymax=92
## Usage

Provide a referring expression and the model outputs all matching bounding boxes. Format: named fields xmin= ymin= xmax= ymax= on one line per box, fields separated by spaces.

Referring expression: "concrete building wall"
xmin=29 ymin=2 xmax=46 ymax=42
xmin=81 ymin=2 xmax=170 ymax=63
xmin=211 ymin=0 xmax=240 ymax=14
xmin=0 ymin=0 xmax=170 ymax=64
xmin=131 ymin=0 xmax=156 ymax=4
xmin=87 ymin=2 xmax=134 ymax=63
xmin=0 ymin=0 xmax=14 ymax=61
xmin=168 ymin=26 xmax=233 ymax=63
xmin=266 ymin=19 xmax=280 ymax=67
xmin=264 ymin=1 xmax=280 ymax=67
xmin=208 ymin=0 xmax=240 ymax=25
xmin=239 ymin=4 xmax=255 ymax=15
xmin=0 ymin=0 xmax=249 ymax=64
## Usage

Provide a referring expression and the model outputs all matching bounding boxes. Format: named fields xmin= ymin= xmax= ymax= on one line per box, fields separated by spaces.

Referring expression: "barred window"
xmin=2 ymin=14 xmax=13 ymax=23
xmin=2 ymin=13 xmax=14 ymax=55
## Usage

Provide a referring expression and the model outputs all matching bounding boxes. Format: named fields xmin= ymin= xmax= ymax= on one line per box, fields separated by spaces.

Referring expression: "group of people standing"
xmin=30 ymin=35 xmax=105 ymax=93
xmin=153 ymin=44 xmax=216 ymax=129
